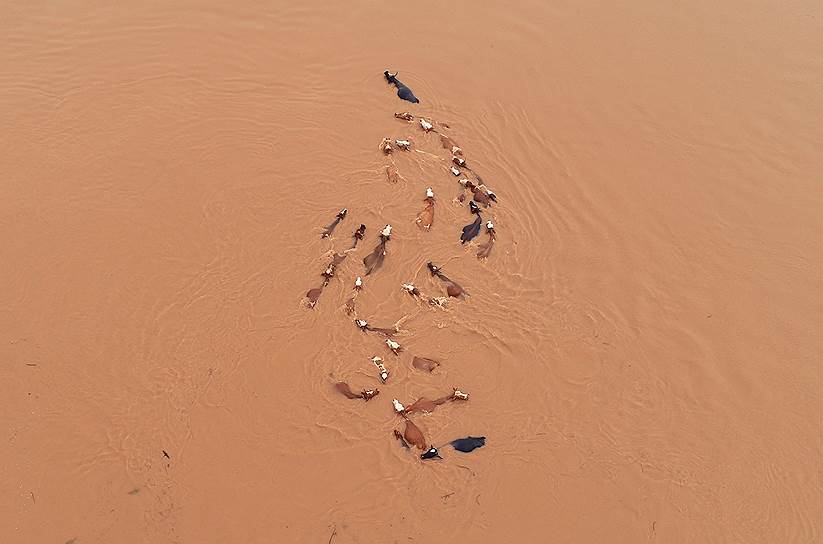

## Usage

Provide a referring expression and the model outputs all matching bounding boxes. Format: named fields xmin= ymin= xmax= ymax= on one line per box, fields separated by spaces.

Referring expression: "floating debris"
xmin=395 ymin=111 xmax=415 ymax=121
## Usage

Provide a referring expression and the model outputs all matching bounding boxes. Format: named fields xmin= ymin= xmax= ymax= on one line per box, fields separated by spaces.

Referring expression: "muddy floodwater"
xmin=2 ymin=1 xmax=823 ymax=543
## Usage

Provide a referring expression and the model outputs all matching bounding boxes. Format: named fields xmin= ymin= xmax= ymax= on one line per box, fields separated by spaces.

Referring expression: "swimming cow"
xmin=384 ymin=71 xmax=420 ymax=104
xmin=450 ymin=436 xmax=486 ymax=453
xmin=427 ymin=261 xmax=467 ymax=298
xmin=421 ymin=446 xmax=441 ymax=460
xmin=363 ymin=225 xmax=392 ymax=276
xmin=320 ymin=208 xmax=347 ymax=238
xmin=460 ymin=201 xmax=483 ymax=244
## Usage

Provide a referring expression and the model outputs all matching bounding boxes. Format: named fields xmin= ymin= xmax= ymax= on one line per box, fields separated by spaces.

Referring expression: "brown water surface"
xmin=2 ymin=1 xmax=823 ymax=542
